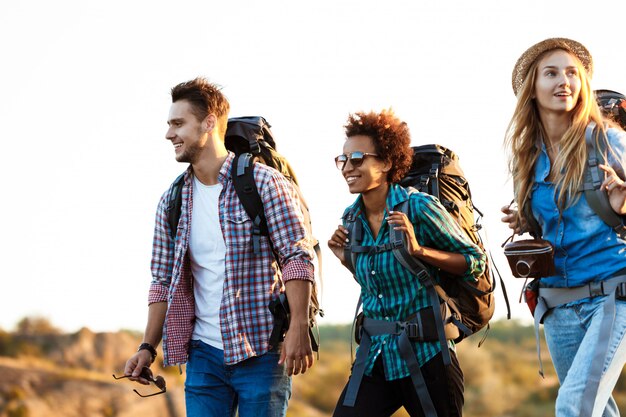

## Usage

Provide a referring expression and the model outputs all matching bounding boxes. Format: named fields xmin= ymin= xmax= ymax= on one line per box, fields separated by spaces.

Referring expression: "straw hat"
xmin=511 ymin=37 xmax=593 ymax=96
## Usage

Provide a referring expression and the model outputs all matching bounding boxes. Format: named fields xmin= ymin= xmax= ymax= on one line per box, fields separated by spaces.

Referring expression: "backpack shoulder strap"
xmin=582 ymin=124 xmax=626 ymax=239
xmin=166 ymin=172 xmax=186 ymax=241
xmin=427 ymin=162 xmax=441 ymax=200
xmin=232 ymin=153 xmax=269 ymax=254
xmin=342 ymin=206 xmax=362 ymax=274
xmin=521 ymin=200 xmax=543 ymax=238
xmin=388 ymin=190 xmax=455 ymax=365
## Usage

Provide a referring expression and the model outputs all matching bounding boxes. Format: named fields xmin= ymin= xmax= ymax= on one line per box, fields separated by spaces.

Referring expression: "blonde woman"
xmin=501 ymin=38 xmax=626 ymax=417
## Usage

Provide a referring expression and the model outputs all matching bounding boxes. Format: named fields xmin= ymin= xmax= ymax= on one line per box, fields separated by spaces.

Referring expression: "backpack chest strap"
xmin=350 ymin=241 xmax=403 ymax=255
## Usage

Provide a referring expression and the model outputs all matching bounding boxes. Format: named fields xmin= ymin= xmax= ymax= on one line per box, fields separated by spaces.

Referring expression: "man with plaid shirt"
xmin=123 ymin=77 xmax=315 ymax=417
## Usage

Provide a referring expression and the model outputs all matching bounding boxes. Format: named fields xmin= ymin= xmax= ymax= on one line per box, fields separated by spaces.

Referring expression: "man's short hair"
xmin=171 ymin=77 xmax=230 ymax=135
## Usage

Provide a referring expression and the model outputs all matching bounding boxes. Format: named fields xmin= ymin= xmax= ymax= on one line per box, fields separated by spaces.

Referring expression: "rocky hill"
xmin=0 ymin=326 xmax=185 ymax=417
xmin=2 ymin=320 xmax=625 ymax=417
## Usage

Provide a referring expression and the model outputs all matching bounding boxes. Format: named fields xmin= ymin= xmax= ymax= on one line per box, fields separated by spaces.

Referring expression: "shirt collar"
xmin=535 ymin=138 xmax=552 ymax=182
xmin=217 ymin=152 xmax=235 ymax=185
xmin=386 ymin=183 xmax=409 ymax=211
xmin=182 ymin=152 xmax=235 ymax=186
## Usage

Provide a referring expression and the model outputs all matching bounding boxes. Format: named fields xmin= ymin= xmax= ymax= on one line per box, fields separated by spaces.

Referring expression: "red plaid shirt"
xmin=149 ymin=153 xmax=315 ymax=366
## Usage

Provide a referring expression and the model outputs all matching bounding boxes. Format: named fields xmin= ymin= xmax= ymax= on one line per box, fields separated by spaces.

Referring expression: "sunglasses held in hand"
xmin=113 ymin=367 xmax=167 ymax=397
xmin=334 ymin=152 xmax=379 ymax=170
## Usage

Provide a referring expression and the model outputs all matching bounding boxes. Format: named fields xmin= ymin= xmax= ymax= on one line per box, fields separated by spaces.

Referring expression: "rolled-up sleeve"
xmin=258 ymin=170 xmax=315 ymax=283
xmin=414 ymin=193 xmax=486 ymax=281
xmin=148 ymin=190 xmax=175 ymax=304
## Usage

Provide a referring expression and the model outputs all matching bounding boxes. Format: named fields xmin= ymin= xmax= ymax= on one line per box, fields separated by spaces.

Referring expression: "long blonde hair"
xmin=504 ymin=49 xmax=606 ymax=223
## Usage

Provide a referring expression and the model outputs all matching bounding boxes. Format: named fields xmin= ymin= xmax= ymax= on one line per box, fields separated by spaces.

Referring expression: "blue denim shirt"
xmin=531 ymin=126 xmax=626 ymax=288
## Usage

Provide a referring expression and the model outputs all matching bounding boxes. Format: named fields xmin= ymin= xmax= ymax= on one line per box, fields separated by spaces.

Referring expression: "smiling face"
xmin=165 ymin=100 xmax=209 ymax=164
xmin=341 ymin=135 xmax=390 ymax=195
xmin=534 ymin=49 xmax=582 ymax=116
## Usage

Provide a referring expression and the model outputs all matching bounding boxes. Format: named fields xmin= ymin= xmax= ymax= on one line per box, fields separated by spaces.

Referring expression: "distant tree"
xmin=16 ymin=316 xmax=61 ymax=336
xmin=0 ymin=329 xmax=15 ymax=356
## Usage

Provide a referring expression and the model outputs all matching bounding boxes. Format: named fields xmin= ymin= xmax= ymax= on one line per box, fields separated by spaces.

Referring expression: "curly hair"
xmin=344 ymin=109 xmax=413 ymax=183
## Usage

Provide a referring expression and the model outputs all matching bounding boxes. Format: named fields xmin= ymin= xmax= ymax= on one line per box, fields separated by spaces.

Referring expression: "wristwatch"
xmin=138 ymin=342 xmax=157 ymax=363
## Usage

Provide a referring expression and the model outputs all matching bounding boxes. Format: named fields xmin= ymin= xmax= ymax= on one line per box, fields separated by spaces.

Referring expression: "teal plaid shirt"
xmin=343 ymin=184 xmax=486 ymax=380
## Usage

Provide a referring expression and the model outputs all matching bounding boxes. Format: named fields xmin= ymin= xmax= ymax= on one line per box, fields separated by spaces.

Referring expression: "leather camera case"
xmin=503 ymin=238 xmax=555 ymax=278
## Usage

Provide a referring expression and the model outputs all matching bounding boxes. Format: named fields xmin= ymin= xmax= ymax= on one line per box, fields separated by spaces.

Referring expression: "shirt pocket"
xmin=224 ymin=207 xmax=252 ymax=247
xmin=574 ymin=192 xmax=602 ymax=220
xmin=572 ymin=193 xmax=605 ymax=233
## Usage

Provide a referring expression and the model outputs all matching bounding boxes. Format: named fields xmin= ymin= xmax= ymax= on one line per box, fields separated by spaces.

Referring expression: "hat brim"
xmin=512 ymin=38 xmax=593 ymax=96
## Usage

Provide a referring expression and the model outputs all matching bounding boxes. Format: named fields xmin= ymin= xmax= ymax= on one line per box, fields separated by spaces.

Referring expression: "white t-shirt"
xmin=189 ymin=176 xmax=226 ymax=350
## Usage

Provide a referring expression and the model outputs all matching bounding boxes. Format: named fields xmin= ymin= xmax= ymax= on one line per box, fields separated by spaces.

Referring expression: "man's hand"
xmin=123 ymin=350 xmax=154 ymax=385
xmin=279 ymin=319 xmax=313 ymax=376
xmin=278 ymin=280 xmax=314 ymax=376
xmin=123 ymin=302 xmax=166 ymax=385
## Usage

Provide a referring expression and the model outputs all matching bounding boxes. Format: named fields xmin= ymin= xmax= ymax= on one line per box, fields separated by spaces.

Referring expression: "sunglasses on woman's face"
xmin=334 ymin=152 xmax=379 ymax=170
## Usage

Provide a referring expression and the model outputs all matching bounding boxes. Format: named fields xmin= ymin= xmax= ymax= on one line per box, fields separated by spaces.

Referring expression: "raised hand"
xmin=327 ymin=225 xmax=349 ymax=263
xmin=600 ymin=164 xmax=626 ymax=215
xmin=501 ymin=204 xmax=524 ymax=235
xmin=387 ymin=210 xmax=422 ymax=256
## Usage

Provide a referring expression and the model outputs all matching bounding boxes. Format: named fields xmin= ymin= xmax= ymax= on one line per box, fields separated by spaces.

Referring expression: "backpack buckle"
xmin=617 ymin=282 xmax=626 ymax=300
xmin=344 ymin=211 xmax=358 ymax=222
xmin=249 ymin=140 xmax=261 ymax=155
xmin=373 ymin=244 xmax=394 ymax=254
xmin=399 ymin=322 xmax=420 ymax=339
xmin=416 ymin=270 xmax=430 ymax=284
xmin=390 ymin=240 xmax=403 ymax=249
xmin=588 ymin=281 xmax=605 ymax=297
xmin=614 ymin=224 xmax=626 ymax=237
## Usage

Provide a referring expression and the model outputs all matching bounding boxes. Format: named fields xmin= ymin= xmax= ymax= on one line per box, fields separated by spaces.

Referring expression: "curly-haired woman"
xmin=328 ymin=109 xmax=486 ymax=417
xmin=501 ymin=38 xmax=626 ymax=417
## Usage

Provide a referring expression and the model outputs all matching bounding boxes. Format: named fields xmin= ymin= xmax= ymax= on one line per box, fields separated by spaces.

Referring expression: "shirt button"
xmin=377 ymin=349 xmax=382 ymax=354
xmin=383 ymin=340 xmax=387 ymax=344
xmin=378 ymin=294 xmax=383 ymax=299
xmin=371 ymin=270 xmax=376 ymax=275
xmin=385 ymin=316 xmax=390 ymax=320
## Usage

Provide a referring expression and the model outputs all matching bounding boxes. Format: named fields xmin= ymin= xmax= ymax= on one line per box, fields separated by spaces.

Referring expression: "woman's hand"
xmin=501 ymin=205 xmax=524 ymax=234
xmin=388 ymin=209 xmax=469 ymax=275
xmin=387 ymin=210 xmax=422 ymax=257
xmin=327 ymin=225 xmax=349 ymax=263
xmin=600 ymin=164 xmax=626 ymax=215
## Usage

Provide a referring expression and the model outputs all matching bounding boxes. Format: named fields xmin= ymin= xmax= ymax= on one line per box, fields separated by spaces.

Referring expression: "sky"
xmin=2 ymin=0 xmax=626 ymax=334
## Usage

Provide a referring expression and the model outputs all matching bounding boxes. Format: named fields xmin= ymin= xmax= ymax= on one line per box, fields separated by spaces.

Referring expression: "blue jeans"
xmin=185 ymin=340 xmax=291 ymax=417
xmin=543 ymin=296 xmax=626 ymax=417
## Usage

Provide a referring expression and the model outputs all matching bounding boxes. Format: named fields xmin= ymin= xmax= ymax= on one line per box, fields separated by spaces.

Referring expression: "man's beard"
xmin=176 ymin=142 xmax=201 ymax=163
